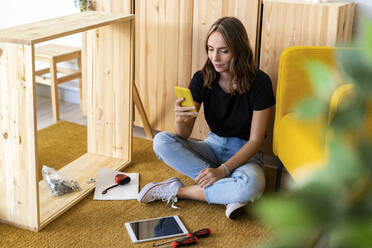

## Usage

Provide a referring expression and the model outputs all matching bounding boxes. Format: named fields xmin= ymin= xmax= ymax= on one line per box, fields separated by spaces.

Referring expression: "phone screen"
xmin=129 ymin=216 xmax=184 ymax=241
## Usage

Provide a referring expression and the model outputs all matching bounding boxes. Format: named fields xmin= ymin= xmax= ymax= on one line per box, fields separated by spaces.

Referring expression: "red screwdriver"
xmin=159 ymin=235 xmax=198 ymax=248
xmin=153 ymin=228 xmax=211 ymax=247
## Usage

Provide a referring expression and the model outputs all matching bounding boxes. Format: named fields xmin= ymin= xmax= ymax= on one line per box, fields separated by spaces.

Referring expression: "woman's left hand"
xmin=195 ymin=166 xmax=226 ymax=188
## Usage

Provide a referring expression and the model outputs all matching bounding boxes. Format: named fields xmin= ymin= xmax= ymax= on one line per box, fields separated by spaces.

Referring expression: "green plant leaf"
xmin=329 ymin=220 xmax=372 ymax=248
xmin=347 ymin=177 xmax=372 ymax=216
xmin=254 ymin=196 xmax=317 ymax=234
xmin=294 ymin=97 xmax=328 ymax=120
xmin=296 ymin=181 xmax=342 ymax=224
xmin=328 ymin=138 xmax=362 ymax=184
xmin=358 ymin=140 xmax=372 ymax=172
xmin=306 ymin=61 xmax=336 ymax=100
xmin=361 ymin=17 xmax=372 ymax=63
xmin=330 ymin=98 xmax=367 ymax=131
xmin=337 ymin=49 xmax=372 ymax=97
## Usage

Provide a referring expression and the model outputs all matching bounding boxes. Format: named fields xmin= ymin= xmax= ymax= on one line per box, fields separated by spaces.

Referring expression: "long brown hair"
xmin=201 ymin=17 xmax=257 ymax=94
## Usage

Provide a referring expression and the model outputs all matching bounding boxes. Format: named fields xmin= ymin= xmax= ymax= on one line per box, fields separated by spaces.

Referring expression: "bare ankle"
xmin=176 ymin=186 xmax=184 ymax=198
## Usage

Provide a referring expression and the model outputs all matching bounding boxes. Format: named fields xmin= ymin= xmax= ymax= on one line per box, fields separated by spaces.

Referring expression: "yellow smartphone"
xmin=174 ymin=86 xmax=195 ymax=111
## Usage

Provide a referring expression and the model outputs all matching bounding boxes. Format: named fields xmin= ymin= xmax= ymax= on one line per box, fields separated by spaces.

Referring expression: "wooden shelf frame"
xmin=0 ymin=11 xmax=134 ymax=231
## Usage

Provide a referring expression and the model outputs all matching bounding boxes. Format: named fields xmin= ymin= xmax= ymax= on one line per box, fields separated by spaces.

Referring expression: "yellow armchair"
xmin=273 ymin=46 xmax=353 ymax=187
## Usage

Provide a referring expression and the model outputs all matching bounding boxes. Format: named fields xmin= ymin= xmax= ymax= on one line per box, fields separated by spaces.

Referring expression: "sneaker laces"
xmin=151 ymin=189 xmax=180 ymax=209
xmin=164 ymin=195 xmax=180 ymax=209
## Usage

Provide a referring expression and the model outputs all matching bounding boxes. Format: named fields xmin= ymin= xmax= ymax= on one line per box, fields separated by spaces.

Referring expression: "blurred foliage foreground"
xmin=254 ymin=20 xmax=372 ymax=248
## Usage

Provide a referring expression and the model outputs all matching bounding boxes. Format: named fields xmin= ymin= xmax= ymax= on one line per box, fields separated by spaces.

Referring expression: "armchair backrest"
xmin=273 ymin=46 xmax=339 ymax=156
xmin=275 ymin=46 xmax=338 ymax=120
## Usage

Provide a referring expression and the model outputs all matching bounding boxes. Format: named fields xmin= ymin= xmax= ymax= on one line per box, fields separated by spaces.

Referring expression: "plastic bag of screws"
xmin=42 ymin=165 xmax=82 ymax=196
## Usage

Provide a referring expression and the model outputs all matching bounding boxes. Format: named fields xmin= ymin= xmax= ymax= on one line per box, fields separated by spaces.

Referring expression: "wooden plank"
xmin=77 ymin=52 xmax=82 ymax=110
xmin=190 ymin=0 xmax=261 ymax=140
xmin=35 ymin=75 xmax=51 ymax=85
xmin=35 ymin=44 xmax=81 ymax=59
xmin=87 ymin=21 xmax=133 ymax=160
xmin=259 ymin=0 xmax=355 ymax=160
xmin=81 ymin=0 xmax=133 ymax=116
xmin=50 ymin=60 xmax=60 ymax=121
xmin=57 ymin=67 xmax=79 ymax=75
xmin=0 ymin=11 xmax=133 ymax=45
xmin=134 ymin=0 xmax=194 ymax=133
xmin=93 ymin=0 xmax=132 ymax=14
xmin=91 ymin=0 xmax=153 ymax=139
xmin=0 ymin=43 xmax=39 ymax=230
xmin=81 ymin=33 xmax=88 ymax=115
xmin=39 ymin=153 xmax=131 ymax=230
xmin=35 ymin=68 xmax=50 ymax=75
xmin=336 ymin=2 xmax=356 ymax=43
xmin=56 ymin=72 xmax=82 ymax=84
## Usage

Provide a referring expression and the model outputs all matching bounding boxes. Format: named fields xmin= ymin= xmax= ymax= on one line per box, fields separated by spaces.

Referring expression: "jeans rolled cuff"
xmin=203 ymin=186 xmax=213 ymax=204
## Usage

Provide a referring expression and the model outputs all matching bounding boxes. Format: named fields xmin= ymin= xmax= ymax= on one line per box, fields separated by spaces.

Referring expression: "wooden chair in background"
xmin=35 ymin=44 xmax=82 ymax=122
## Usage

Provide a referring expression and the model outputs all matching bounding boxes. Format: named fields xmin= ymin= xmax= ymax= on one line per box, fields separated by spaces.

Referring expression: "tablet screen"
xmin=125 ymin=215 xmax=188 ymax=243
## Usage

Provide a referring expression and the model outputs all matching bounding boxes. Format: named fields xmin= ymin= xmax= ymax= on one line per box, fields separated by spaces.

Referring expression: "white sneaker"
xmin=225 ymin=203 xmax=246 ymax=219
xmin=137 ymin=177 xmax=184 ymax=209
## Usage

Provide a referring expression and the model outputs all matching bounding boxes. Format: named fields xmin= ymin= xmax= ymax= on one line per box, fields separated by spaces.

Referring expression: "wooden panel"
xmin=190 ymin=0 xmax=261 ymax=140
xmin=34 ymin=44 xmax=81 ymax=59
xmin=0 ymin=43 xmax=39 ymax=230
xmin=260 ymin=1 xmax=355 ymax=91
xmin=39 ymin=153 xmax=131 ymax=230
xmin=260 ymin=0 xmax=355 ymax=161
xmin=93 ymin=0 xmax=132 ymax=14
xmin=87 ymin=21 xmax=133 ymax=160
xmin=134 ymin=0 xmax=194 ymax=132
xmin=81 ymin=0 xmax=133 ymax=115
xmin=0 ymin=12 xmax=134 ymax=45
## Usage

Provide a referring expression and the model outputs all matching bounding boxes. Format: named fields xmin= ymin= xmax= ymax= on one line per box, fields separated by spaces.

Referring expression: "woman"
xmin=137 ymin=17 xmax=275 ymax=219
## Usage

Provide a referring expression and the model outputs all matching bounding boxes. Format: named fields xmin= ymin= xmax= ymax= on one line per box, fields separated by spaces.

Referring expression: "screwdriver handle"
xmin=153 ymin=228 xmax=211 ymax=247
xmin=162 ymin=235 xmax=198 ymax=248
xmin=191 ymin=228 xmax=211 ymax=238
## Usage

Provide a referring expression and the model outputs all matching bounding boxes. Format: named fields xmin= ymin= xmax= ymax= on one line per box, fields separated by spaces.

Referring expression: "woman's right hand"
xmin=174 ymin=97 xmax=198 ymax=123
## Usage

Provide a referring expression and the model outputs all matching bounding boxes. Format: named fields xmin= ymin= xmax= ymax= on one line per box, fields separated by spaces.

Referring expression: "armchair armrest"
xmin=328 ymin=84 xmax=354 ymax=123
xmin=328 ymin=83 xmax=372 ymax=138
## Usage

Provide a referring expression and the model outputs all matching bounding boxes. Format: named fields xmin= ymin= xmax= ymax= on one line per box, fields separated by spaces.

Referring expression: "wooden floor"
xmin=36 ymin=96 xmax=86 ymax=130
xmin=36 ymin=96 xmax=148 ymax=139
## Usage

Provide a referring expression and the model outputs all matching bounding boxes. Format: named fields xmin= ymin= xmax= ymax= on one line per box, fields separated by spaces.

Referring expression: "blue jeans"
xmin=153 ymin=131 xmax=266 ymax=205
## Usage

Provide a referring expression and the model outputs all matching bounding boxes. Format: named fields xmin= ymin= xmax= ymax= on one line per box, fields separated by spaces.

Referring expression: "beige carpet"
xmin=0 ymin=121 xmax=269 ymax=247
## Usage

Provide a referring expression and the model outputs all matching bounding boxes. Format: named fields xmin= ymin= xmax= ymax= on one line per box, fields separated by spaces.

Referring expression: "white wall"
xmin=0 ymin=1 xmax=78 ymax=26
xmin=0 ymin=0 xmax=81 ymax=46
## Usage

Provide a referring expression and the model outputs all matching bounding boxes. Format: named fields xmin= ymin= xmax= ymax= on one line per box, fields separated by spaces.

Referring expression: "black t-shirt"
xmin=189 ymin=70 xmax=275 ymax=141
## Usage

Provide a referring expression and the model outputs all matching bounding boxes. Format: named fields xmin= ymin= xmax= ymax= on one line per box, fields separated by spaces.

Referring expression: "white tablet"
xmin=124 ymin=215 xmax=188 ymax=243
